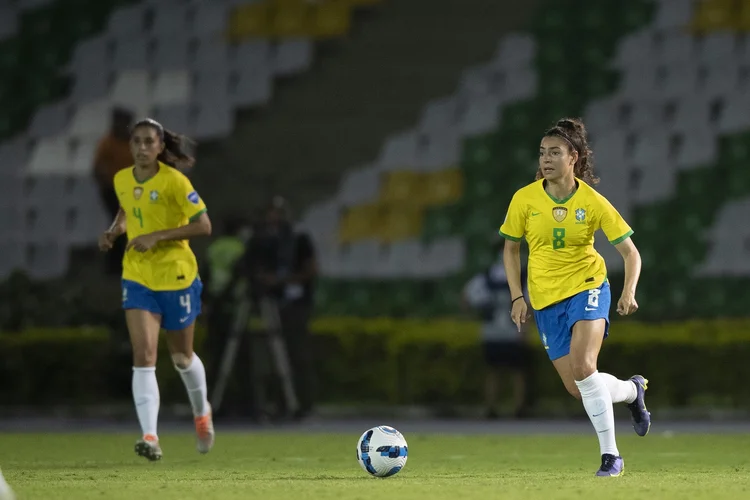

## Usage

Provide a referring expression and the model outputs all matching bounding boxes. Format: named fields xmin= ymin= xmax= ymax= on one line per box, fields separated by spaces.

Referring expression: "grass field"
xmin=1 ymin=431 xmax=749 ymax=499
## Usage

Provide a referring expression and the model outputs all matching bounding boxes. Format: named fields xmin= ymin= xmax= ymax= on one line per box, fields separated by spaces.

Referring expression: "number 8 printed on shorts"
xmin=587 ymin=288 xmax=600 ymax=309
xmin=180 ymin=293 xmax=191 ymax=315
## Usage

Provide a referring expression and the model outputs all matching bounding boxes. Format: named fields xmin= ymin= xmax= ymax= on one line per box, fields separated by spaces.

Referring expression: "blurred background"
xmin=0 ymin=0 xmax=748 ymax=423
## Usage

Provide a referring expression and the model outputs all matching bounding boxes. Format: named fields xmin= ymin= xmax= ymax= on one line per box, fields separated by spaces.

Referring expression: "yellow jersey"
xmin=114 ymin=162 xmax=208 ymax=291
xmin=499 ymin=179 xmax=632 ymax=310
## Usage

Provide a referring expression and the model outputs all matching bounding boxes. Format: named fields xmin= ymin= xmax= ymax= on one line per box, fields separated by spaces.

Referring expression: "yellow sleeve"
xmin=598 ymin=195 xmax=633 ymax=245
xmin=172 ymin=173 xmax=207 ymax=222
xmin=498 ymin=192 xmax=526 ymax=242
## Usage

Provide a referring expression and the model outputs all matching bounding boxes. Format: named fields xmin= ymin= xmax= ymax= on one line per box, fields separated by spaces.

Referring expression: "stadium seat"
xmin=378 ymin=131 xmax=418 ymax=171
xmin=69 ymin=137 xmax=99 ymax=176
xmin=69 ymin=99 xmax=111 ymax=139
xmin=28 ymin=102 xmax=71 ymax=140
xmin=272 ymin=0 xmax=313 ymax=38
xmin=272 ymin=39 xmax=313 ymax=76
xmin=0 ymin=136 xmax=29 ymax=176
xmin=232 ymin=40 xmax=272 ymax=71
xmin=151 ymin=34 xmax=192 ymax=71
xmin=150 ymin=3 xmax=189 ymax=36
xmin=337 ymin=165 xmax=381 ymax=206
xmin=227 ymin=2 xmax=272 ymax=40
xmin=107 ymin=4 xmax=147 ymax=38
xmin=691 ymin=0 xmax=735 ymax=33
xmin=190 ymin=3 xmax=229 ymax=39
xmin=232 ymin=65 xmax=273 ymax=106
xmin=313 ymin=0 xmax=351 ymax=38
xmin=111 ymin=36 xmax=148 ymax=70
xmin=377 ymin=240 xmax=422 ymax=279
xmin=338 ymin=240 xmax=380 ymax=278
xmin=378 ymin=205 xmax=423 ymax=243
xmin=191 ymin=98 xmax=233 ymax=140
xmin=110 ymin=70 xmax=151 ymax=117
xmin=152 ymin=71 xmax=191 ymax=106
xmin=27 ymin=136 xmax=71 ymax=175
xmin=0 ymin=6 xmax=19 ymax=41
xmin=380 ymin=171 xmax=425 ymax=205
xmin=422 ymin=169 xmax=463 ymax=207
xmin=192 ymin=39 xmax=231 ymax=73
xmin=653 ymin=0 xmax=693 ymax=30
xmin=338 ymin=203 xmax=381 ymax=243
xmin=418 ymin=127 xmax=461 ymax=171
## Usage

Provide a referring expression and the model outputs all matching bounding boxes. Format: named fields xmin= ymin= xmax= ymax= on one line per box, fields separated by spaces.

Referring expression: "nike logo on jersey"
xmin=531 ymin=212 xmax=541 ymax=216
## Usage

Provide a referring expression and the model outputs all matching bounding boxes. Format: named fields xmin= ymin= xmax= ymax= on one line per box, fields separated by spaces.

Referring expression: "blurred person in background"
xmin=98 ymin=118 xmax=214 ymax=462
xmin=243 ymin=196 xmax=318 ymax=419
xmin=93 ymin=107 xmax=134 ymax=276
xmin=202 ymin=215 xmax=254 ymax=416
xmin=462 ymin=235 xmax=532 ymax=420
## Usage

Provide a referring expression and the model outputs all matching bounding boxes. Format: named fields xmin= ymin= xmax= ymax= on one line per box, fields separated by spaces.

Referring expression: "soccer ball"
xmin=356 ymin=425 xmax=408 ymax=478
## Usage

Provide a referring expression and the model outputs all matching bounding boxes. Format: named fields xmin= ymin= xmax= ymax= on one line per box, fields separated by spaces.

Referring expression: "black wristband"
xmin=511 ymin=296 xmax=524 ymax=304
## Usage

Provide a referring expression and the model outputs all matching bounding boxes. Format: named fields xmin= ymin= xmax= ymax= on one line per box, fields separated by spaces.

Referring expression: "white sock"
xmin=132 ymin=366 xmax=160 ymax=438
xmin=599 ymin=372 xmax=637 ymax=404
xmin=176 ymin=354 xmax=210 ymax=417
xmin=575 ymin=371 xmax=619 ymax=456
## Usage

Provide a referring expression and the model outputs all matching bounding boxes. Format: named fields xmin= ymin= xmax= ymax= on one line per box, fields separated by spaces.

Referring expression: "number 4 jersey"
xmin=114 ymin=162 xmax=208 ymax=291
xmin=498 ymin=178 xmax=632 ymax=311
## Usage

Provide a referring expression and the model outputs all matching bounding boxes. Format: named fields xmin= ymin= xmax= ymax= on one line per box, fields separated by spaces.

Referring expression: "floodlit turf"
xmin=1 ymin=431 xmax=749 ymax=499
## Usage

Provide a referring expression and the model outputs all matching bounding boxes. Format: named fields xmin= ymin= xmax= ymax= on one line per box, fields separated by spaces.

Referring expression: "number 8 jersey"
xmin=499 ymin=178 xmax=632 ymax=310
xmin=115 ymin=162 xmax=208 ymax=291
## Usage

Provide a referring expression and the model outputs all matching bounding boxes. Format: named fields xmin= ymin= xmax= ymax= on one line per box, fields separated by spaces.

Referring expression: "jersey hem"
xmin=530 ymin=277 xmax=608 ymax=311
xmin=609 ymin=230 xmax=634 ymax=246
xmin=121 ymin=276 xmax=200 ymax=292
xmin=498 ymin=229 xmax=521 ymax=242
xmin=189 ymin=208 xmax=207 ymax=222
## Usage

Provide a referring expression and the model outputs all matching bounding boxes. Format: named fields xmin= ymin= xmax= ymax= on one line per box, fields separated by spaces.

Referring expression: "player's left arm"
xmin=127 ymin=175 xmax=212 ymax=252
xmin=598 ymin=196 xmax=640 ymax=316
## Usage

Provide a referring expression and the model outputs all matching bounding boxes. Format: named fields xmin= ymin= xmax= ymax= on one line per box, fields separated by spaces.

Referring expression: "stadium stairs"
xmin=194 ymin=0 xmax=539 ymax=217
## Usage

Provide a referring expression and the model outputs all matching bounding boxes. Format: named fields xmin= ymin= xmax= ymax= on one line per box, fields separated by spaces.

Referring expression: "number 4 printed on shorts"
xmin=179 ymin=294 xmax=191 ymax=324
xmin=585 ymin=288 xmax=600 ymax=311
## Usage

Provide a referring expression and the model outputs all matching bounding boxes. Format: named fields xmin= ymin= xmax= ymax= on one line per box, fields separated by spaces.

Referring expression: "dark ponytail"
xmin=537 ymin=117 xmax=599 ymax=187
xmin=132 ymin=118 xmax=196 ymax=171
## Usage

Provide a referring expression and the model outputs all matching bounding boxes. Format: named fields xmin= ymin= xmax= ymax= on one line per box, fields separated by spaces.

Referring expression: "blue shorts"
xmin=122 ymin=279 xmax=203 ymax=331
xmin=532 ymin=281 xmax=611 ymax=361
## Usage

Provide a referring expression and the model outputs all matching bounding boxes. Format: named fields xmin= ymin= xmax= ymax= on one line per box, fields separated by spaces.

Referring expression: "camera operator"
xmin=243 ymin=196 xmax=318 ymax=419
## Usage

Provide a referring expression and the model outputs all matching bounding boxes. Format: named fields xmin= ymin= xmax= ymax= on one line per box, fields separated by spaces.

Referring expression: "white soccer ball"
xmin=356 ymin=425 xmax=408 ymax=478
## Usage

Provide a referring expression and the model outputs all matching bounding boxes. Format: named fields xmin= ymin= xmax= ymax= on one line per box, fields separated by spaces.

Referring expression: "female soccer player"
xmin=98 ymin=118 xmax=214 ymax=461
xmin=499 ymin=118 xmax=650 ymax=477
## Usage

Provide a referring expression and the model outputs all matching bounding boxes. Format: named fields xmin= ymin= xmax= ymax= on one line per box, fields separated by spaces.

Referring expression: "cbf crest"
xmin=552 ymin=206 xmax=568 ymax=222
xmin=575 ymin=208 xmax=586 ymax=223
xmin=149 ymin=190 xmax=159 ymax=203
xmin=133 ymin=187 xmax=143 ymax=200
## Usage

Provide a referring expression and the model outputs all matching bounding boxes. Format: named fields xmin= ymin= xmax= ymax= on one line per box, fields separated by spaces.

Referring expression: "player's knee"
xmin=571 ymin=360 xmax=597 ymax=381
xmin=133 ymin=347 xmax=157 ymax=367
xmin=171 ymin=352 xmax=193 ymax=369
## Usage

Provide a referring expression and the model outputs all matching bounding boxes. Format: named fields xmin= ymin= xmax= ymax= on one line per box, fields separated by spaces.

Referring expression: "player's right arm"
xmin=99 ymin=207 xmax=127 ymax=252
xmin=498 ymin=192 xmax=528 ymax=330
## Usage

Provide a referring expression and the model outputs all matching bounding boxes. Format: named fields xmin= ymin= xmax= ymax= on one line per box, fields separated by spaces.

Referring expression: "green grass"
xmin=1 ymin=432 xmax=749 ymax=499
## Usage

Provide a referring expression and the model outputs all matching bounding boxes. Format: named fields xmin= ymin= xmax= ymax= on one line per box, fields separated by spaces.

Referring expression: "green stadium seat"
xmin=421 ymin=204 xmax=464 ymax=242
